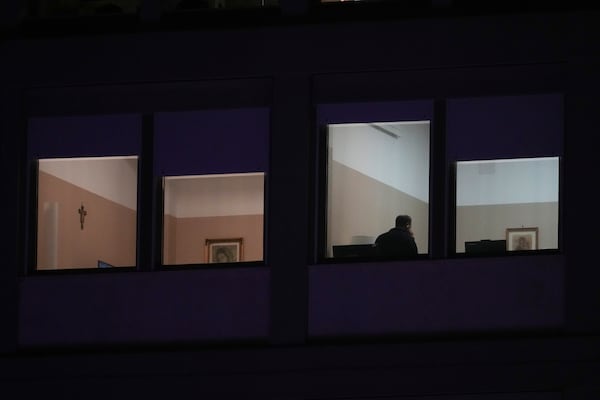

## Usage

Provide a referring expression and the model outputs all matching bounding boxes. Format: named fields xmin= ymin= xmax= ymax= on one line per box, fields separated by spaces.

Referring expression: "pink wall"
xmin=163 ymin=214 xmax=263 ymax=265
xmin=37 ymin=171 xmax=137 ymax=269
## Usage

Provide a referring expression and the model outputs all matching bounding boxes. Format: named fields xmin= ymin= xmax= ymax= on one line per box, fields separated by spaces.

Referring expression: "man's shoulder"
xmin=381 ymin=228 xmax=412 ymax=241
xmin=376 ymin=229 xmax=394 ymax=240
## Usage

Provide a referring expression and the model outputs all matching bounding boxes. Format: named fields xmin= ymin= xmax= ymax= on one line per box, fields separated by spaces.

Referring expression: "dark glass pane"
xmin=163 ymin=0 xmax=278 ymax=12
xmin=33 ymin=0 xmax=141 ymax=17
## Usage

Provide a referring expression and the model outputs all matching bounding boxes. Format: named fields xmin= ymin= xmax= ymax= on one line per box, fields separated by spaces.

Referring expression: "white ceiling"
xmin=456 ymin=157 xmax=559 ymax=206
xmin=328 ymin=121 xmax=431 ymax=202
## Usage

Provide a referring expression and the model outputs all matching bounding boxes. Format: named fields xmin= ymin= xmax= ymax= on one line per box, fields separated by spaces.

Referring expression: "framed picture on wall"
xmin=506 ymin=227 xmax=538 ymax=251
xmin=205 ymin=238 xmax=243 ymax=263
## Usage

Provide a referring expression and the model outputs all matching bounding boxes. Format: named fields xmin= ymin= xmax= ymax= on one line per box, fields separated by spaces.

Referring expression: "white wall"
xmin=328 ymin=121 xmax=430 ymax=202
xmin=456 ymin=157 xmax=559 ymax=206
xmin=327 ymin=159 xmax=429 ymax=255
xmin=39 ymin=160 xmax=263 ymax=219
xmin=455 ymin=157 xmax=560 ymax=252
xmin=39 ymin=156 xmax=138 ymax=210
xmin=456 ymin=202 xmax=559 ymax=252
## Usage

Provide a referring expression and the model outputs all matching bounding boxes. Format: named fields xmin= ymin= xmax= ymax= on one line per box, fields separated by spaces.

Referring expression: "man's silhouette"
xmin=375 ymin=215 xmax=418 ymax=259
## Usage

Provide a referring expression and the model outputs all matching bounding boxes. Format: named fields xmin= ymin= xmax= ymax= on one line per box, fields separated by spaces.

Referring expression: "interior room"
xmin=455 ymin=157 xmax=559 ymax=253
xmin=326 ymin=121 xmax=430 ymax=256
xmin=162 ymin=172 xmax=265 ymax=265
xmin=36 ymin=156 xmax=138 ymax=269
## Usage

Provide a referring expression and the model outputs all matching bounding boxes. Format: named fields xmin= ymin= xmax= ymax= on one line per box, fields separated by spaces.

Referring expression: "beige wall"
xmin=37 ymin=171 xmax=137 ymax=269
xmin=456 ymin=202 xmax=559 ymax=252
xmin=163 ymin=214 xmax=177 ymax=265
xmin=163 ymin=214 xmax=263 ymax=265
xmin=328 ymin=160 xmax=429 ymax=256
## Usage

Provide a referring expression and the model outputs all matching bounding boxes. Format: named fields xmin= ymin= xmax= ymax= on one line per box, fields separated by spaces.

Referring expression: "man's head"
xmin=395 ymin=215 xmax=412 ymax=229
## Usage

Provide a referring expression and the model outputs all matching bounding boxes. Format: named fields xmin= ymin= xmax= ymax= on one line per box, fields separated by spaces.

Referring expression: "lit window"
xmin=455 ymin=157 xmax=560 ymax=255
xmin=325 ymin=121 xmax=430 ymax=259
xmin=162 ymin=173 xmax=265 ymax=265
xmin=155 ymin=107 xmax=269 ymax=267
xmin=36 ymin=156 xmax=138 ymax=270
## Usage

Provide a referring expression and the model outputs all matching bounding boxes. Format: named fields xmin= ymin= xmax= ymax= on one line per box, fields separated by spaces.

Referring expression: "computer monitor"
xmin=97 ymin=260 xmax=114 ymax=268
xmin=464 ymin=239 xmax=506 ymax=255
xmin=332 ymin=244 xmax=376 ymax=258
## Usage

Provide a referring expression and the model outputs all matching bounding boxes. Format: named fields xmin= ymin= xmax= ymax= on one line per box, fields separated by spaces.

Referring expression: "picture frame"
xmin=205 ymin=238 xmax=243 ymax=263
xmin=505 ymin=227 xmax=538 ymax=251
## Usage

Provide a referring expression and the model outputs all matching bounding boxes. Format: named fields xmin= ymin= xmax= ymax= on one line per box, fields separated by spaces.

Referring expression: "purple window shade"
xmin=446 ymin=94 xmax=563 ymax=161
xmin=154 ymin=108 xmax=269 ymax=176
xmin=27 ymin=114 xmax=142 ymax=159
xmin=317 ymin=100 xmax=434 ymax=125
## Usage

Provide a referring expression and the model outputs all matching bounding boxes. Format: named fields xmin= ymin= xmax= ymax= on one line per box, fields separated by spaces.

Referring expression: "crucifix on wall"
xmin=78 ymin=203 xmax=87 ymax=230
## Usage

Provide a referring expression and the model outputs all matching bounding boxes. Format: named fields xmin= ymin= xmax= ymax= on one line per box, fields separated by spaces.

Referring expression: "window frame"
xmin=25 ymin=114 xmax=144 ymax=275
xmin=449 ymin=155 xmax=564 ymax=258
xmin=152 ymin=107 xmax=270 ymax=270
xmin=24 ymin=110 xmax=271 ymax=274
xmin=21 ymin=79 xmax=272 ymax=277
xmin=314 ymin=100 xmax=436 ymax=264
xmin=33 ymin=155 xmax=141 ymax=272
xmin=159 ymin=171 xmax=268 ymax=269
xmin=445 ymin=93 xmax=565 ymax=260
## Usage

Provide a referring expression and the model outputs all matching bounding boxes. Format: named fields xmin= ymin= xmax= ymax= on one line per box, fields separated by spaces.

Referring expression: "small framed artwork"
xmin=506 ymin=227 xmax=538 ymax=251
xmin=205 ymin=238 xmax=243 ymax=263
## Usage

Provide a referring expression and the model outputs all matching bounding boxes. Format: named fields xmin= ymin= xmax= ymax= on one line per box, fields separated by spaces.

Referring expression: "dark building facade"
xmin=1 ymin=1 xmax=599 ymax=398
